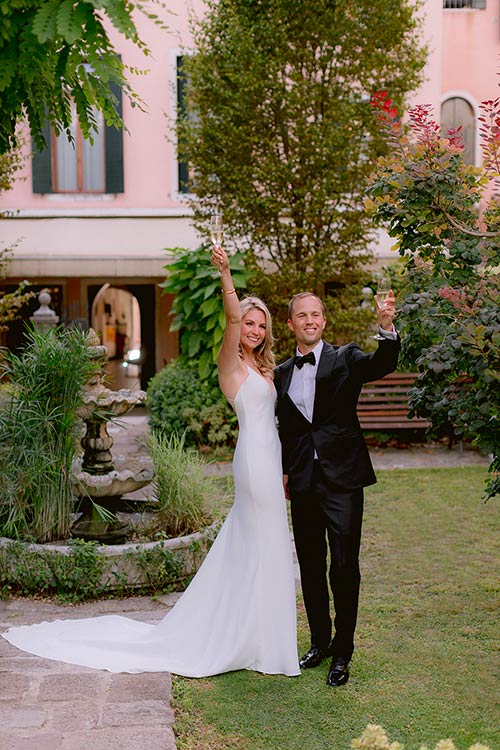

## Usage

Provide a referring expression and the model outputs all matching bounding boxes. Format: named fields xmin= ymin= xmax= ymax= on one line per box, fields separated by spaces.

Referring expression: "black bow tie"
xmin=294 ymin=351 xmax=316 ymax=369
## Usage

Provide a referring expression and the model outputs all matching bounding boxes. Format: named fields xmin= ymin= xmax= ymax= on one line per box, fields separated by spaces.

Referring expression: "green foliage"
xmin=0 ymin=0 xmax=166 ymax=153
xmin=1 ymin=538 xmax=106 ymax=602
xmin=128 ymin=542 xmax=184 ymax=592
xmin=0 ymin=326 xmax=100 ymax=542
xmin=0 ymin=134 xmax=24 ymax=192
xmin=365 ymin=103 xmax=493 ymax=282
xmin=146 ymin=431 xmax=214 ymax=537
xmin=0 ymin=535 xmax=215 ymax=601
xmin=146 ymin=357 xmax=237 ymax=456
xmin=184 ymin=401 xmax=238 ymax=451
xmin=0 ymin=252 xmax=35 ymax=331
xmin=160 ymin=245 xmax=251 ymax=379
xmin=177 ymin=0 xmax=426 ymax=342
xmin=366 ymin=100 xmax=500 ymax=499
xmin=147 ymin=357 xmax=229 ymax=446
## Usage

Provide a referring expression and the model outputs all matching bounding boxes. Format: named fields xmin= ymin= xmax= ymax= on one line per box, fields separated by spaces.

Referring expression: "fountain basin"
xmin=77 ymin=387 xmax=147 ymax=420
xmin=72 ymin=455 xmax=154 ymax=497
xmin=0 ymin=522 xmax=219 ymax=595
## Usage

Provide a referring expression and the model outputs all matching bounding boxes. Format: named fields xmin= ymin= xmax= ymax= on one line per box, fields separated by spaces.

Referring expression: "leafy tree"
xmin=366 ymin=96 xmax=500 ymax=500
xmin=159 ymin=245 xmax=251 ymax=379
xmin=0 ymin=0 xmax=164 ymax=154
xmin=177 ymin=0 xmax=426 ymax=357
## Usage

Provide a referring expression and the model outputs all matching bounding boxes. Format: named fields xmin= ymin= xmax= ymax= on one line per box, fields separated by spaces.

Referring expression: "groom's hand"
xmin=283 ymin=475 xmax=290 ymax=500
xmin=375 ymin=289 xmax=396 ymax=331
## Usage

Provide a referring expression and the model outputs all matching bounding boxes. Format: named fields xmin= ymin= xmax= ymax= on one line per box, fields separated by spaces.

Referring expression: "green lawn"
xmin=172 ymin=466 xmax=499 ymax=750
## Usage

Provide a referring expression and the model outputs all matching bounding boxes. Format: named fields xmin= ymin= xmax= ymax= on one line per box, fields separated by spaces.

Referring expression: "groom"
xmin=275 ymin=290 xmax=399 ymax=686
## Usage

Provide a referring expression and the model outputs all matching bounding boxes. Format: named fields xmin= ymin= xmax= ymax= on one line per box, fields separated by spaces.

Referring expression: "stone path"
xmin=0 ymin=409 xmax=490 ymax=748
xmin=0 ymin=595 xmax=181 ymax=750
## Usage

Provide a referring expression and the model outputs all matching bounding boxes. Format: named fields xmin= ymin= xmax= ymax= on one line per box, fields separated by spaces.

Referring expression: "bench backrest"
xmin=357 ymin=372 xmax=430 ymax=429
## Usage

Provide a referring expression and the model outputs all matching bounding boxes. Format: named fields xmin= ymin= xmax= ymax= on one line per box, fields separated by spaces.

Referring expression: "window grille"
xmin=443 ymin=1 xmax=486 ymax=9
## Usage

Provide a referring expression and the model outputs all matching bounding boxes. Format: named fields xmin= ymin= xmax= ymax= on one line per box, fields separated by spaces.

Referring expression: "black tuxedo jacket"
xmin=275 ymin=337 xmax=400 ymax=495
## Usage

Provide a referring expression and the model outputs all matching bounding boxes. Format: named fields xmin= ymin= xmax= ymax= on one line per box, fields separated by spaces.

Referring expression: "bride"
xmin=1 ymin=246 xmax=300 ymax=678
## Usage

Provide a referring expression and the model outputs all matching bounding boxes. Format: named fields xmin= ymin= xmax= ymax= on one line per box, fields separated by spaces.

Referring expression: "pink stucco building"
xmin=0 ymin=0 xmax=495 ymax=387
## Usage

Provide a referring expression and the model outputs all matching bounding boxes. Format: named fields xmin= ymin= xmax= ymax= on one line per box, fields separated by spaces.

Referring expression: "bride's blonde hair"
xmin=239 ymin=296 xmax=276 ymax=379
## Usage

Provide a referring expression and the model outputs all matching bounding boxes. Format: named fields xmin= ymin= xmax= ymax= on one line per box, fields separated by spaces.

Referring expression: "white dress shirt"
xmin=288 ymin=340 xmax=324 ymax=423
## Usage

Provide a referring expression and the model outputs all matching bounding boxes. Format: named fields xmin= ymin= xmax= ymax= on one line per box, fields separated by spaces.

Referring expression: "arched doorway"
xmin=89 ymin=284 xmax=155 ymax=392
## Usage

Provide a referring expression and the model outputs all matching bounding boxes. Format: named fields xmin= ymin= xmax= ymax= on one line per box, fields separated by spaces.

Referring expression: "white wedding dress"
xmin=2 ymin=367 xmax=300 ymax=677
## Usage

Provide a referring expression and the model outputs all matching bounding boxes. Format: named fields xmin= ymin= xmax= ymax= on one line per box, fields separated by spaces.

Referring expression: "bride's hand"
xmin=211 ymin=246 xmax=230 ymax=274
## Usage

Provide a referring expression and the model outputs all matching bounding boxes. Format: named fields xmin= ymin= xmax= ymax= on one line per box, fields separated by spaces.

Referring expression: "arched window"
xmin=441 ymin=97 xmax=475 ymax=165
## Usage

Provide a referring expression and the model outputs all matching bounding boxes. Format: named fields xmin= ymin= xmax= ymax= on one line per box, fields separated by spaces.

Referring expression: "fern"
xmin=56 ymin=0 xmax=93 ymax=45
xmin=32 ymin=0 xmax=60 ymax=43
xmin=99 ymin=0 xmax=138 ymax=39
xmin=0 ymin=54 xmax=16 ymax=93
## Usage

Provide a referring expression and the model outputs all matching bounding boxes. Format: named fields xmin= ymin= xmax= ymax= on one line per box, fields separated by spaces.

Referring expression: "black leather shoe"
xmin=299 ymin=645 xmax=329 ymax=669
xmin=326 ymin=658 xmax=350 ymax=686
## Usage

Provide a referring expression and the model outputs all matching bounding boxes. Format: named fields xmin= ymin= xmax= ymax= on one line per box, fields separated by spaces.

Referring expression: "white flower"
xmin=351 ymin=724 xmax=404 ymax=750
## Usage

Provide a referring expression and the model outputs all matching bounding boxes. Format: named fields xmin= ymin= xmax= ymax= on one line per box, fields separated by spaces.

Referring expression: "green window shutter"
xmin=32 ymin=120 xmax=53 ymax=194
xmin=105 ymin=81 xmax=124 ymax=194
xmin=177 ymin=55 xmax=190 ymax=194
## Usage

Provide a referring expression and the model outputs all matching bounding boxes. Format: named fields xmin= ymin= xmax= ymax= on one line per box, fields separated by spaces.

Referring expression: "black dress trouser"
xmin=290 ymin=461 xmax=364 ymax=662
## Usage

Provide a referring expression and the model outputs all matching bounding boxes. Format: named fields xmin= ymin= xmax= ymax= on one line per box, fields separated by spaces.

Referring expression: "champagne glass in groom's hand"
xmin=373 ymin=275 xmax=395 ymax=339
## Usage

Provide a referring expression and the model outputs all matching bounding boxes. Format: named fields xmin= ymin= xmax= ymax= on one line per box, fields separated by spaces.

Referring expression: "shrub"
xmin=184 ymin=401 xmax=238 ymax=450
xmin=366 ymin=98 xmax=500 ymax=499
xmin=147 ymin=358 xmax=236 ymax=450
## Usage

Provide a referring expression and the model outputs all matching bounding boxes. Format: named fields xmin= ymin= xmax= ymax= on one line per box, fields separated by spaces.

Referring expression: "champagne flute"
xmin=376 ymin=275 xmax=391 ymax=304
xmin=372 ymin=274 xmax=392 ymax=340
xmin=209 ymin=213 xmax=224 ymax=249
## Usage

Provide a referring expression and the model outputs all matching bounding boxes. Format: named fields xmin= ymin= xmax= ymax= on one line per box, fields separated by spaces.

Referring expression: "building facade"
xmin=0 ymin=0 xmax=494 ymax=388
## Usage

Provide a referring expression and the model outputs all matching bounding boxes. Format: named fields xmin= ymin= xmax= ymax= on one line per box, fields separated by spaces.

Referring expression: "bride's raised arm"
xmin=210 ymin=246 xmax=247 ymax=401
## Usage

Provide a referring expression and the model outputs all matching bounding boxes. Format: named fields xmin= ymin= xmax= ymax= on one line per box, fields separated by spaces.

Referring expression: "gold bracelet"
xmin=222 ymin=288 xmax=236 ymax=295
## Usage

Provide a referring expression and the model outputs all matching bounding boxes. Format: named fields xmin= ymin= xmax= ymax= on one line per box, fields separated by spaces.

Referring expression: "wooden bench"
xmin=357 ymin=372 xmax=430 ymax=431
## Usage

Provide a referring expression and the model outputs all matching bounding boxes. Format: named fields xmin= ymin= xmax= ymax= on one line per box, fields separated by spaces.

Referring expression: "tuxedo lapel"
xmin=279 ymin=357 xmax=295 ymax=397
xmin=278 ymin=356 xmax=311 ymax=425
xmin=312 ymin=342 xmax=338 ymax=422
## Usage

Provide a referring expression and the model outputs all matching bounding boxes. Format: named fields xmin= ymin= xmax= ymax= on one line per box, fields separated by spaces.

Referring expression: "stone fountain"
xmin=71 ymin=329 xmax=154 ymax=544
